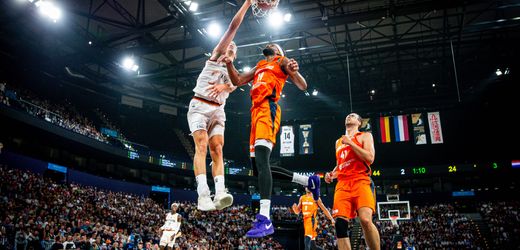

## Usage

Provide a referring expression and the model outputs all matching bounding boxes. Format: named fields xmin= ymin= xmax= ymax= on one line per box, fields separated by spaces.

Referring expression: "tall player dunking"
xmin=187 ymin=0 xmax=251 ymax=211
xmin=224 ymin=44 xmax=321 ymax=238
xmin=325 ymin=113 xmax=380 ymax=250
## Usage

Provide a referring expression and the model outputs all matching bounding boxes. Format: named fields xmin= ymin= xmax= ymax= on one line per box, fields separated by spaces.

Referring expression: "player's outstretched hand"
xmin=207 ymin=84 xmax=227 ymax=98
xmin=218 ymin=55 xmax=234 ymax=64
xmin=341 ymin=135 xmax=353 ymax=145
xmin=287 ymin=59 xmax=299 ymax=74
xmin=325 ymin=172 xmax=333 ymax=184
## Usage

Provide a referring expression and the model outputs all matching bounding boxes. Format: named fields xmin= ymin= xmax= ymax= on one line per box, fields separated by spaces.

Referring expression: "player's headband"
xmin=272 ymin=43 xmax=285 ymax=57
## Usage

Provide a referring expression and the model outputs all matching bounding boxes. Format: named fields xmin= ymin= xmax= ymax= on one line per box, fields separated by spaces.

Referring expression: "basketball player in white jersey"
xmin=159 ymin=203 xmax=182 ymax=250
xmin=187 ymin=0 xmax=251 ymax=211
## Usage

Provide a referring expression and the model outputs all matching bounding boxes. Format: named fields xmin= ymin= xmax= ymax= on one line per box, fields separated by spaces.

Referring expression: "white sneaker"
xmin=213 ymin=189 xmax=233 ymax=210
xmin=197 ymin=192 xmax=216 ymax=211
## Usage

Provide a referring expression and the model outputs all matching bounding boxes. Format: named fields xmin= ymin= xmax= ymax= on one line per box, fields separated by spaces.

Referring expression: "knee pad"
xmin=335 ymin=217 xmax=350 ymax=238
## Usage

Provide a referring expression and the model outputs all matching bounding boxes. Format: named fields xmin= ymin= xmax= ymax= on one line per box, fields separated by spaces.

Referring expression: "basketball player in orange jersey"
xmin=223 ymin=44 xmax=321 ymax=238
xmin=187 ymin=0 xmax=251 ymax=211
xmin=325 ymin=113 xmax=380 ymax=250
xmin=292 ymin=187 xmax=334 ymax=250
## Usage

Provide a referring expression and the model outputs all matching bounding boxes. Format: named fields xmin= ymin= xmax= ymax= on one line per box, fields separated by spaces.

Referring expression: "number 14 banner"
xmin=280 ymin=125 xmax=295 ymax=157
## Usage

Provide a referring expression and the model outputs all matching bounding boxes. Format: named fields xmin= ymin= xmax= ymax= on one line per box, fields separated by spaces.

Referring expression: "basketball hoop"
xmin=251 ymin=0 xmax=279 ymax=17
xmin=390 ymin=216 xmax=399 ymax=228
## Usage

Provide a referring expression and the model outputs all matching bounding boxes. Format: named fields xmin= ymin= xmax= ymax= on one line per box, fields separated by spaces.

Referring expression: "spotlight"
xmin=242 ymin=66 xmax=251 ymax=72
xmin=122 ymin=57 xmax=139 ymax=72
xmin=207 ymin=22 xmax=222 ymax=38
xmin=36 ymin=1 xmax=62 ymax=22
xmin=282 ymin=93 xmax=286 ymax=98
xmin=268 ymin=11 xmax=283 ymax=28
xmin=370 ymin=89 xmax=376 ymax=95
xmin=432 ymin=83 xmax=436 ymax=88
xmin=312 ymin=89 xmax=318 ymax=96
xmin=496 ymin=69 xmax=503 ymax=76
xmin=283 ymin=13 xmax=292 ymax=22
xmin=504 ymin=68 xmax=510 ymax=75
xmin=88 ymin=41 xmax=92 ymax=45
xmin=188 ymin=2 xmax=199 ymax=12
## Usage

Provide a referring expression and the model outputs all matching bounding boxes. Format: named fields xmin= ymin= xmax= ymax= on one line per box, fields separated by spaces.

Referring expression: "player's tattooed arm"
xmin=224 ymin=58 xmax=255 ymax=86
xmin=282 ymin=57 xmax=307 ymax=90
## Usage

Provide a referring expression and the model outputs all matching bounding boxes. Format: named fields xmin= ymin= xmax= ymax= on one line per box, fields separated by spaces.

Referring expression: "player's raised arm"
xmin=224 ymin=58 xmax=255 ymax=86
xmin=283 ymin=58 xmax=307 ymax=91
xmin=210 ymin=0 xmax=251 ymax=61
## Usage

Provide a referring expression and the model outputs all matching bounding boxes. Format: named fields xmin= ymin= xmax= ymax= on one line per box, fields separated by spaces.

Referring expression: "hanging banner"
xmin=299 ymin=124 xmax=314 ymax=155
xmin=360 ymin=118 xmax=372 ymax=132
xmin=379 ymin=116 xmax=391 ymax=143
xmin=428 ymin=112 xmax=444 ymax=144
xmin=280 ymin=125 xmax=295 ymax=157
xmin=393 ymin=115 xmax=410 ymax=142
xmin=411 ymin=113 xmax=428 ymax=145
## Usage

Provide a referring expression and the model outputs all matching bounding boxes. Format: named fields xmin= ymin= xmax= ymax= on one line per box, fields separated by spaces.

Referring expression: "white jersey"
xmin=192 ymin=60 xmax=236 ymax=105
xmin=161 ymin=213 xmax=181 ymax=231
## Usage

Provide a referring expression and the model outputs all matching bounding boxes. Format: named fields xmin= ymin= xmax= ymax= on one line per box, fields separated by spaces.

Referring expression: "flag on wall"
xmin=393 ymin=115 xmax=410 ymax=142
xmin=427 ymin=112 xmax=444 ymax=144
xmin=379 ymin=116 xmax=391 ymax=143
xmin=411 ymin=113 xmax=428 ymax=145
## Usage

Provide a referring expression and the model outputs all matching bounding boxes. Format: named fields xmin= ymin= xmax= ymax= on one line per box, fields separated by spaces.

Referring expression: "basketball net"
xmin=390 ymin=216 xmax=399 ymax=228
xmin=251 ymin=0 xmax=280 ymax=17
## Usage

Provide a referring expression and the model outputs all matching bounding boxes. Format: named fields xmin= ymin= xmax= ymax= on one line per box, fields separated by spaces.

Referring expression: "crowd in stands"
xmin=479 ymin=201 xmax=520 ymax=249
xmin=1 ymin=159 xmax=518 ymax=250
xmin=0 ymin=166 xmax=288 ymax=250
xmin=358 ymin=203 xmax=485 ymax=250
xmin=1 ymin=82 xmax=107 ymax=143
xmin=172 ymin=202 xmax=283 ymax=249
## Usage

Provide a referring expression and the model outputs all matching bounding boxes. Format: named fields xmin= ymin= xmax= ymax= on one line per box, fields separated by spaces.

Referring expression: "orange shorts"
xmin=332 ymin=177 xmax=376 ymax=219
xmin=249 ymin=101 xmax=281 ymax=156
xmin=303 ymin=217 xmax=317 ymax=239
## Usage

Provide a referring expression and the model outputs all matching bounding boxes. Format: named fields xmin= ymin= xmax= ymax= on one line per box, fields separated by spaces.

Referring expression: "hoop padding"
xmin=251 ymin=0 xmax=280 ymax=17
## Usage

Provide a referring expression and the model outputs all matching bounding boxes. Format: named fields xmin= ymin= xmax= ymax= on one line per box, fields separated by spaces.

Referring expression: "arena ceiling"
xmin=1 ymin=0 xmax=520 ymax=117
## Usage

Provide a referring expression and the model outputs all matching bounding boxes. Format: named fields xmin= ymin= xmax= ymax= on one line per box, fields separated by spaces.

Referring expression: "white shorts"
xmin=187 ymin=98 xmax=226 ymax=138
xmin=160 ymin=231 xmax=178 ymax=246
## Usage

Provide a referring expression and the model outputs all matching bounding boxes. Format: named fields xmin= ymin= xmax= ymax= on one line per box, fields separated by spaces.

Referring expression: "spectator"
xmin=479 ymin=201 xmax=520 ymax=249
xmin=0 ymin=166 xmax=285 ymax=249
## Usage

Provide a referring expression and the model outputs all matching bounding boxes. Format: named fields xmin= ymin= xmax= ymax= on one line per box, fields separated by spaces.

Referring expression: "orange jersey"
xmin=301 ymin=193 xmax=318 ymax=239
xmin=335 ymin=132 xmax=372 ymax=181
xmin=250 ymin=56 xmax=288 ymax=108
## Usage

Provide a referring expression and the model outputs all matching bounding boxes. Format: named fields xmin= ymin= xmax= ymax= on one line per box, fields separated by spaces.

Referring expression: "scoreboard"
xmin=371 ymin=162 xmax=503 ymax=178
